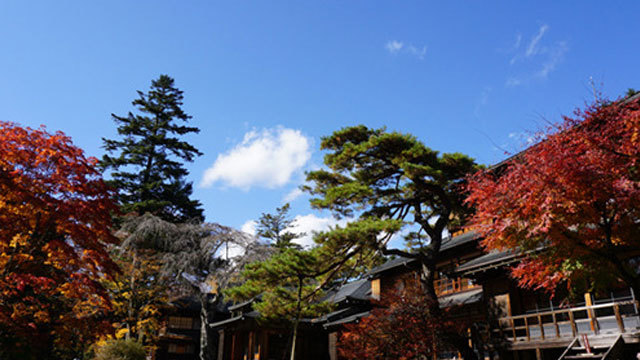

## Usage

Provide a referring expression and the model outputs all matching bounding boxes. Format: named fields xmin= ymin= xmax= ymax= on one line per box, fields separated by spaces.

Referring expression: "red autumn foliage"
xmin=338 ymin=281 xmax=467 ymax=360
xmin=466 ymin=95 xmax=640 ymax=295
xmin=0 ymin=122 xmax=119 ymax=357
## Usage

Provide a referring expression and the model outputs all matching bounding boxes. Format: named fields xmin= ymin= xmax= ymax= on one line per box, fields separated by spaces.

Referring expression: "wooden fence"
xmin=498 ymin=300 xmax=640 ymax=342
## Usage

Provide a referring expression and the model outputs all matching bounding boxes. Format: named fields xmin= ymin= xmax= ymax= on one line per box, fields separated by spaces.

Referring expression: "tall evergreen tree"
xmin=101 ymin=75 xmax=204 ymax=222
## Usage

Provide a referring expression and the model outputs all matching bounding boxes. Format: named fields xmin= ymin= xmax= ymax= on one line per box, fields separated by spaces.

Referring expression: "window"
xmin=168 ymin=316 xmax=193 ymax=329
xmin=168 ymin=343 xmax=195 ymax=354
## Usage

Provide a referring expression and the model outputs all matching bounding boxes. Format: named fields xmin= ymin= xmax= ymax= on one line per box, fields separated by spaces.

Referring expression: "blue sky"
xmin=1 ymin=1 xmax=638 ymax=245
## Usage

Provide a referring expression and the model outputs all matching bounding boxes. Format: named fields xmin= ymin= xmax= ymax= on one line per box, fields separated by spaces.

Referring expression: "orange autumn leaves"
xmin=0 ymin=122 xmax=118 ymax=354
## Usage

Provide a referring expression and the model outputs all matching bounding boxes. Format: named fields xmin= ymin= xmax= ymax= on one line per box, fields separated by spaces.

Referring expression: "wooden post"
xmin=538 ymin=314 xmax=545 ymax=340
xmin=371 ymin=279 xmax=381 ymax=300
xmin=218 ymin=330 xmax=225 ymax=360
xmin=585 ymin=293 xmax=598 ymax=333
xmin=568 ymin=310 xmax=577 ymax=337
xmin=230 ymin=333 xmax=237 ymax=360
xmin=535 ymin=348 xmax=543 ymax=360
xmin=614 ymin=303 xmax=625 ymax=333
xmin=552 ymin=312 xmax=560 ymax=338
xmin=524 ymin=317 xmax=530 ymax=341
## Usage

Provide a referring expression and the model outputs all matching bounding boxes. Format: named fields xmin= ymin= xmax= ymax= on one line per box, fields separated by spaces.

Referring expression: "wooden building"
xmin=210 ymin=279 xmax=372 ymax=360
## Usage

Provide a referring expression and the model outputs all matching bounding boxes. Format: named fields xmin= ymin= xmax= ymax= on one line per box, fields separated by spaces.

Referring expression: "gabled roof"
xmin=322 ymin=311 xmax=371 ymax=329
xmin=455 ymin=249 xmax=516 ymax=274
xmin=438 ymin=288 xmax=483 ymax=307
xmin=367 ymin=230 xmax=481 ymax=277
xmin=440 ymin=230 xmax=479 ymax=251
xmin=323 ymin=278 xmax=371 ymax=304
xmin=455 ymin=247 xmax=544 ymax=275
xmin=367 ymin=256 xmax=417 ymax=277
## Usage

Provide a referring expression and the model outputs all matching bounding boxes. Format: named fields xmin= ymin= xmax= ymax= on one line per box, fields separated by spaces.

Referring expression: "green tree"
xmin=227 ymin=205 xmax=321 ymax=360
xmin=227 ymin=247 xmax=332 ymax=360
xmin=305 ymin=125 xmax=481 ymax=358
xmin=256 ymin=203 xmax=301 ymax=250
xmin=101 ymin=75 xmax=203 ymax=222
xmin=228 ymin=205 xmax=396 ymax=360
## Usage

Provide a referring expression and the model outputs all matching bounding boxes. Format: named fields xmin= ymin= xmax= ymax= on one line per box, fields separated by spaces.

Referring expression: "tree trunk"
xmin=126 ymin=250 xmax=138 ymax=341
xmin=289 ymin=319 xmax=299 ymax=360
xmin=419 ymin=259 xmax=479 ymax=360
xmin=419 ymin=261 xmax=440 ymax=315
xmin=289 ymin=276 xmax=304 ymax=360
xmin=199 ymin=294 xmax=217 ymax=360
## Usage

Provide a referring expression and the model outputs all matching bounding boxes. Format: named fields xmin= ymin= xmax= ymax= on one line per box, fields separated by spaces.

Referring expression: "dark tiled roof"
xmin=455 ymin=249 xmax=519 ymax=274
xmin=367 ymin=256 xmax=416 ymax=277
xmin=367 ymin=230 xmax=481 ymax=277
xmin=324 ymin=278 xmax=371 ymax=304
xmin=438 ymin=288 xmax=483 ymax=307
xmin=228 ymin=299 xmax=254 ymax=312
xmin=322 ymin=311 xmax=370 ymax=329
xmin=440 ymin=230 xmax=479 ymax=251
xmin=209 ymin=315 xmax=244 ymax=328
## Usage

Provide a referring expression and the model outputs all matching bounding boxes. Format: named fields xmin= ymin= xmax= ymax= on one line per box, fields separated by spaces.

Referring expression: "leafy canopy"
xmin=305 ymin=126 xmax=479 ymax=286
xmin=466 ymin=95 xmax=640 ymax=294
xmin=101 ymin=75 xmax=203 ymax=222
xmin=0 ymin=122 xmax=118 ymax=359
xmin=338 ymin=280 xmax=466 ymax=360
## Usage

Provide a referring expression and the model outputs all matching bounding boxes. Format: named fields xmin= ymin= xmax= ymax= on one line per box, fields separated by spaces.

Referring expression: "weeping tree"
xmin=120 ymin=213 xmax=270 ymax=360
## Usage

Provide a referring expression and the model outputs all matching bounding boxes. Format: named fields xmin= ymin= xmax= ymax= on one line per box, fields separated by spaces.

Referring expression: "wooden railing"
xmin=498 ymin=300 xmax=640 ymax=342
xmin=434 ymin=277 xmax=479 ymax=296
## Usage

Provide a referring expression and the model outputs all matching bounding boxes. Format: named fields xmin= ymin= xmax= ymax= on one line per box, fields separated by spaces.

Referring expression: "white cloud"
xmin=386 ymin=40 xmax=427 ymax=60
xmin=201 ymin=127 xmax=311 ymax=190
xmin=407 ymin=45 xmax=427 ymax=60
xmin=512 ymin=33 xmax=522 ymax=51
xmin=508 ymin=131 xmax=536 ymax=146
xmin=241 ymin=214 xmax=350 ymax=249
xmin=290 ymin=214 xmax=349 ymax=248
xmin=241 ymin=220 xmax=257 ymax=236
xmin=536 ymin=41 xmax=568 ymax=78
xmin=505 ymin=77 xmax=522 ymax=87
xmin=283 ymin=187 xmax=304 ymax=203
xmin=525 ymin=24 xmax=549 ymax=57
xmin=505 ymin=24 xmax=567 ymax=86
xmin=385 ymin=40 xmax=404 ymax=54
xmin=474 ymin=86 xmax=492 ymax=117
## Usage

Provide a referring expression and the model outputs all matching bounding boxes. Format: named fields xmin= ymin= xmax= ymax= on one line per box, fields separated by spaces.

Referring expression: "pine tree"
xmin=305 ymin=125 xmax=481 ymax=359
xmin=101 ymin=75 xmax=203 ymax=222
xmin=227 ymin=205 xmax=332 ymax=360
xmin=256 ymin=203 xmax=302 ymax=250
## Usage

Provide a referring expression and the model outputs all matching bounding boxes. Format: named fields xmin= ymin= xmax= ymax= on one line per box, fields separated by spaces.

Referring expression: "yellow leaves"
xmin=9 ymin=234 xmax=28 ymax=248
xmin=34 ymin=310 xmax=49 ymax=323
xmin=115 ymin=328 xmax=130 ymax=339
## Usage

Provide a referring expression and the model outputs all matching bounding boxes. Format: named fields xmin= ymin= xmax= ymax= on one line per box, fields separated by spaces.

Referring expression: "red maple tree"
xmin=338 ymin=281 xmax=468 ymax=360
xmin=0 ymin=122 xmax=119 ymax=358
xmin=466 ymin=94 xmax=640 ymax=295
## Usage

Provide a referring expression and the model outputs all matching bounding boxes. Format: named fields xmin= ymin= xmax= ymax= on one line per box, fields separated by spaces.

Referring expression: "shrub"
xmin=93 ymin=339 xmax=146 ymax=360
